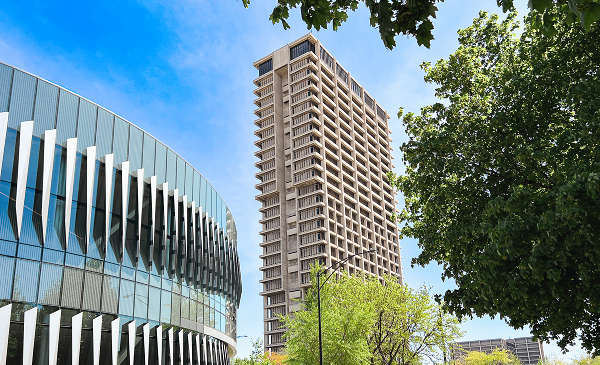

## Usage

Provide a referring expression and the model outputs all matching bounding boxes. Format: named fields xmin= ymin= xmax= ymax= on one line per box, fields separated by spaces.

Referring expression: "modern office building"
xmin=253 ymin=34 xmax=402 ymax=352
xmin=451 ymin=337 xmax=545 ymax=365
xmin=0 ymin=61 xmax=242 ymax=365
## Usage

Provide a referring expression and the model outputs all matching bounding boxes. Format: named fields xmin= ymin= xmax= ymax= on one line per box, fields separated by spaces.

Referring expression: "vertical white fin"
xmin=172 ymin=189 xmax=179 ymax=271
xmin=111 ymin=317 xmax=120 ymax=365
xmin=136 ymin=168 xmax=144 ymax=264
xmin=49 ymin=310 xmax=61 ymax=365
xmin=143 ymin=323 xmax=150 ymax=365
xmin=195 ymin=334 xmax=201 ymax=365
xmin=156 ymin=325 xmax=163 ymax=365
xmin=128 ymin=320 xmax=136 ymax=365
xmin=22 ymin=306 xmax=37 ymax=365
xmin=15 ymin=120 xmax=34 ymax=239
xmin=149 ymin=176 xmax=157 ymax=268
xmin=0 ymin=112 xmax=9 ymax=182
xmin=178 ymin=330 xmax=183 ymax=365
xmin=93 ymin=315 xmax=102 ymax=365
xmin=161 ymin=182 xmax=169 ymax=272
xmin=120 ymin=161 xmax=130 ymax=260
xmin=0 ymin=304 xmax=11 ymax=365
xmin=181 ymin=195 xmax=188 ymax=275
xmin=187 ymin=332 xmax=192 ymax=365
xmin=104 ymin=154 xmax=114 ymax=257
xmin=168 ymin=327 xmax=174 ymax=365
xmin=72 ymin=312 xmax=83 ymax=365
xmin=41 ymin=129 xmax=57 ymax=243
xmin=64 ymin=137 xmax=78 ymax=248
xmin=85 ymin=146 xmax=96 ymax=253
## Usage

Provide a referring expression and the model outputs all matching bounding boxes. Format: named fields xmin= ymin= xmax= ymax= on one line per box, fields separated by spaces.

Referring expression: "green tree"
xmin=240 ymin=0 xmax=600 ymax=49
xmin=388 ymin=9 xmax=600 ymax=354
xmin=281 ymin=267 xmax=374 ymax=365
xmin=364 ymin=277 xmax=462 ymax=365
xmin=454 ymin=349 xmax=521 ymax=365
xmin=280 ymin=267 xmax=462 ymax=365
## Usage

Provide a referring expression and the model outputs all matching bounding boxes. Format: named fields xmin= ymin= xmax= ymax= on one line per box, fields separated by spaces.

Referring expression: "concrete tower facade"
xmin=253 ymin=34 xmax=402 ymax=352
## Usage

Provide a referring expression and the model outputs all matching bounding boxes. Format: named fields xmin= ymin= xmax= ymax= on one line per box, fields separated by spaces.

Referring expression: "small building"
xmin=451 ymin=337 xmax=545 ymax=365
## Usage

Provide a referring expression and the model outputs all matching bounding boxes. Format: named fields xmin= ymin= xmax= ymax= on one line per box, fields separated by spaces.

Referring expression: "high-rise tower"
xmin=253 ymin=34 xmax=402 ymax=352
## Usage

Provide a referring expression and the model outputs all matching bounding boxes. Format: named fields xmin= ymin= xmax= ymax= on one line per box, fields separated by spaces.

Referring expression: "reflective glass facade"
xmin=0 ymin=62 xmax=242 ymax=365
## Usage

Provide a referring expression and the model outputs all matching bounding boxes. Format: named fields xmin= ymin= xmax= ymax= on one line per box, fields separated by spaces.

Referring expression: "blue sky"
xmin=0 ymin=0 xmax=584 ymax=360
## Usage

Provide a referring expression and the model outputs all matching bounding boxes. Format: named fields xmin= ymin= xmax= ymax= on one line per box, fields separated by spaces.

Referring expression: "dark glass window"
xmin=134 ymin=283 xmax=149 ymax=319
xmin=258 ymin=59 xmax=272 ymax=76
xmin=290 ymin=40 xmax=315 ymax=60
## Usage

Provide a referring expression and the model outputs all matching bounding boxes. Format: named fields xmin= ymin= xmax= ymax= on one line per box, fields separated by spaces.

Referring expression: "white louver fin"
xmin=64 ymin=138 xmax=78 ymax=248
xmin=15 ymin=120 xmax=34 ymax=239
xmin=41 ymin=129 xmax=57 ymax=243
xmin=85 ymin=146 xmax=96 ymax=252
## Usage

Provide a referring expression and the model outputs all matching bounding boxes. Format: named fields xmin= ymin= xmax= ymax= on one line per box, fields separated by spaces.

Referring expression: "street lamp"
xmin=316 ymin=249 xmax=375 ymax=365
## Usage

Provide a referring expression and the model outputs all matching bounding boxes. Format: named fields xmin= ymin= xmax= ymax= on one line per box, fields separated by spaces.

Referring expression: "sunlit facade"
xmin=0 ymin=62 xmax=242 ymax=365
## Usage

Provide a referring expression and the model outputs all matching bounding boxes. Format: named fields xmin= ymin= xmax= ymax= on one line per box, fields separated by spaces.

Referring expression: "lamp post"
xmin=316 ymin=249 xmax=375 ymax=365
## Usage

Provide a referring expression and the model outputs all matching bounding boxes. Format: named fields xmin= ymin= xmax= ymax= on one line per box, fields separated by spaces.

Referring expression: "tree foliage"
xmin=239 ymin=0 xmax=600 ymax=49
xmin=453 ymin=350 xmax=521 ymax=365
xmin=280 ymin=267 xmax=462 ymax=365
xmin=388 ymin=9 xmax=600 ymax=354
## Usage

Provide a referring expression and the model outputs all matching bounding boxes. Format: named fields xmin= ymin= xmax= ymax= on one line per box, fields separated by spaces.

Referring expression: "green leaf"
xmin=529 ymin=0 xmax=553 ymax=12
xmin=581 ymin=3 xmax=600 ymax=31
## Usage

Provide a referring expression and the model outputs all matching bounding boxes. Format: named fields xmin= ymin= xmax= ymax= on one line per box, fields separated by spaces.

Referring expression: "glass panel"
xmin=37 ymin=263 xmax=63 ymax=305
xmin=200 ymin=177 xmax=207 ymax=214
xmin=95 ymin=108 xmax=114 ymax=158
xmin=61 ymin=267 xmax=83 ymax=308
xmin=12 ymin=259 xmax=40 ymax=303
xmin=0 ymin=255 xmax=15 ymax=300
xmin=7 ymin=70 xmax=36 ymax=129
xmin=128 ymin=126 xmax=143 ymax=171
xmin=185 ymin=164 xmax=193 ymax=197
xmin=160 ymin=290 xmax=171 ymax=323
xmin=176 ymin=156 xmax=185 ymax=192
xmin=112 ymin=117 xmax=129 ymax=165
xmin=101 ymin=275 xmax=120 ymax=314
xmin=192 ymin=172 xmax=200 ymax=204
xmin=171 ymin=294 xmax=180 ymax=326
xmin=82 ymin=272 xmax=102 ymax=311
xmin=119 ymin=279 xmax=135 ymax=316
xmin=142 ymin=133 xmax=156 ymax=177
xmin=148 ymin=286 xmax=161 ymax=321
xmin=76 ymin=99 xmax=97 ymax=152
xmin=33 ymin=80 xmax=59 ymax=135
xmin=154 ymin=142 xmax=167 ymax=185
xmin=166 ymin=150 xmax=176 ymax=188
xmin=134 ymin=283 xmax=148 ymax=319
xmin=0 ymin=64 xmax=12 ymax=113
xmin=55 ymin=91 xmax=79 ymax=144
xmin=41 ymin=248 xmax=64 ymax=264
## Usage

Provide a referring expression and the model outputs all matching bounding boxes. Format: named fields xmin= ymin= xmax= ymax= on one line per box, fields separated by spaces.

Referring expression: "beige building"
xmin=451 ymin=337 xmax=545 ymax=365
xmin=253 ymin=34 xmax=403 ymax=352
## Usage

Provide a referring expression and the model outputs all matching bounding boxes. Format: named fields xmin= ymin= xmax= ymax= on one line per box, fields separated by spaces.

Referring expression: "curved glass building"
xmin=0 ymin=62 xmax=242 ymax=365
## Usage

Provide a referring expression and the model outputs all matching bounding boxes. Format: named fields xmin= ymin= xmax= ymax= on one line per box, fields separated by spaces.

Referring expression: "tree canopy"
xmin=453 ymin=349 xmax=521 ymax=365
xmin=240 ymin=0 xmax=600 ymax=49
xmin=388 ymin=9 xmax=600 ymax=353
xmin=280 ymin=268 xmax=462 ymax=365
